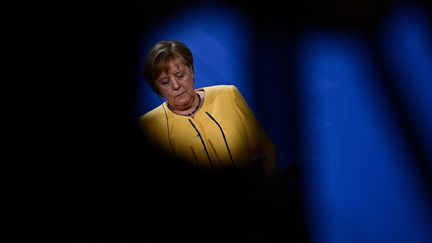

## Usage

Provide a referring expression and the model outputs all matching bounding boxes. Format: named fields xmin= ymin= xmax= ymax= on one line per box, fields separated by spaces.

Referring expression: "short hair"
xmin=143 ymin=40 xmax=194 ymax=95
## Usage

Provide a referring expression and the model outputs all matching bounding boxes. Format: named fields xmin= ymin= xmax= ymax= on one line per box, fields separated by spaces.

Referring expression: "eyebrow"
xmin=158 ymin=68 xmax=185 ymax=79
xmin=157 ymin=75 xmax=168 ymax=80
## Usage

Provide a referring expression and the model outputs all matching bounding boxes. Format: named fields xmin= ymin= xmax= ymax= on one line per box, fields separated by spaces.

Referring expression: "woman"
xmin=139 ymin=40 xmax=276 ymax=175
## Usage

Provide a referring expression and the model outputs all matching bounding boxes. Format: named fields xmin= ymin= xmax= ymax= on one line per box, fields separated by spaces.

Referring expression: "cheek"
xmin=183 ymin=77 xmax=195 ymax=88
xmin=157 ymin=87 xmax=172 ymax=99
xmin=161 ymin=91 xmax=174 ymax=100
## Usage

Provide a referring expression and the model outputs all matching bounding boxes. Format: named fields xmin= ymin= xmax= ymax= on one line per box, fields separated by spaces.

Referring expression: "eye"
xmin=176 ymin=73 xmax=184 ymax=79
xmin=160 ymin=79 xmax=169 ymax=85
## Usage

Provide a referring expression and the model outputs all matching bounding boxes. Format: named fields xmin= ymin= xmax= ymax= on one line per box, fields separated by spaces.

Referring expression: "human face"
xmin=154 ymin=60 xmax=195 ymax=111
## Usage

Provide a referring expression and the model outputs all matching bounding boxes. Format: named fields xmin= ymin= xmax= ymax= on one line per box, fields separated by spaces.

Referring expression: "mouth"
xmin=175 ymin=91 xmax=187 ymax=97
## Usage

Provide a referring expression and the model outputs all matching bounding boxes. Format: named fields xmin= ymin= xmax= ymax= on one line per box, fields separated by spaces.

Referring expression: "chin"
xmin=174 ymin=98 xmax=192 ymax=107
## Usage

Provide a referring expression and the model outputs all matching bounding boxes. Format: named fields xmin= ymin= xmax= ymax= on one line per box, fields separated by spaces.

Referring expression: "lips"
xmin=175 ymin=91 xmax=187 ymax=97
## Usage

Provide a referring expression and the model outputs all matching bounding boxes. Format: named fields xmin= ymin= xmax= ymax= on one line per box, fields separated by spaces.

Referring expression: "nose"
xmin=171 ymin=77 xmax=181 ymax=90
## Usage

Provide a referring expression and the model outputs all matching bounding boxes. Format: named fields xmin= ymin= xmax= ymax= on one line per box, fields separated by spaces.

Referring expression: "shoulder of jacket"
xmin=203 ymin=84 xmax=239 ymax=95
xmin=138 ymin=104 xmax=166 ymax=125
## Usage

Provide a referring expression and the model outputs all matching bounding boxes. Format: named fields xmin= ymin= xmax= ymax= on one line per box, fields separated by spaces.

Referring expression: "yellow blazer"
xmin=139 ymin=85 xmax=276 ymax=174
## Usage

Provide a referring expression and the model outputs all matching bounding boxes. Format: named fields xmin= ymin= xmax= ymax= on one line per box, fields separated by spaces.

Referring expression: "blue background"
xmin=134 ymin=1 xmax=432 ymax=242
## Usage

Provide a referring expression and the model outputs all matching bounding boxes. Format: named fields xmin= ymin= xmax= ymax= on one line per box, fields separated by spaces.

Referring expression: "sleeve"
xmin=230 ymin=85 xmax=276 ymax=175
xmin=138 ymin=109 xmax=176 ymax=159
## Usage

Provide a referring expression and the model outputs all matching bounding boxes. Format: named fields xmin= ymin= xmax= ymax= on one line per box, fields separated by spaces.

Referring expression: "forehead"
xmin=160 ymin=60 xmax=187 ymax=75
